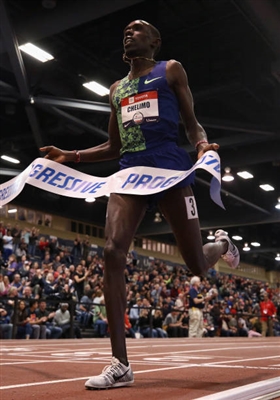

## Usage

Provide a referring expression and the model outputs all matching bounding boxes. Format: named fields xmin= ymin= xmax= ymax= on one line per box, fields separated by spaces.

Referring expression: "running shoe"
xmin=85 ymin=357 xmax=134 ymax=389
xmin=214 ymin=229 xmax=240 ymax=269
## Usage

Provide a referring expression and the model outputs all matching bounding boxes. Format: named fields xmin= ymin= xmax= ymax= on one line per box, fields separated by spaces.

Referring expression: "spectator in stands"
xmin=178 ymin=310 xmax=189 ymax=337
xmin=0 ymin=275 xmax=11 ymax=297
xmin=18 ymin=259 xmax=31 ymax=281
xmin=48 ymin=237 xmax=59 ymax=258
xmin=138 ymin=308 xmax=157 ymax=338
xmin=3 ymin=229 xmax=14 ymax=262
xmin=153 ymin=309 xmax=168 ymax=337
xmin=73 ymin=264 xmax=90 ymax=301
xmin=4 ymin=287 xmax=18 ymax=319
xmin=219 ymin=314 xmax=236 ymax=337
xmin=71 ymin=235 xmax=82 ymax=263
xmin=92 ymin=297 xmax=109 ymax=338
xmin=237 ymin=316 xmax=249 ymax=337
xmin=14 ymin=300 xmax=32 ymax=339
xmin=150 ymin=283 xmax=162 ymax=306
xmin=36 ymin=299 xmax=62 ymax=339
xmin=42 ymin=252 xmax=53 ymax=271
xmin=43 ymin=272 xmax=61 ymax=298
xmin=124 ymin=308 xmax=136 ymax=338
xmin=77 ymin=287 xmax=95 ymax=329
xmin=54 ymin=303 xmax=81 ymax=338
xmin=29 ymin=261 xmax=40 ymax=279
xmin=174 ymin=292 xmax=185 ymax=311
xmin=52 ymin=254 xmax=63 ymax=271
xmin=28 ymin=227 xmax=39 ymax=258
xmin=210 ymin=302 xmax=222 ymax=335
xmin=260 ymin=291 xmax=277 ymax=337
xmin=15 ymin=239 xmax=28 ymax=261
xmin=91 ymin=255 xmax=104 ymax=277
xmin=10 ymin=273 xmax=24 ymax=296
xmin=38 ymin=237 xmax=49 ymax=259
xmin=0 ymin=221 xmax=6 ymax=253
xmin=21 ymin=286 xmax=35 ymax=301
xmin=163 ymin=309 xmax=184 ymax=337
xmin=82 ymin=235 xmax=91 ymax=260
xmin=30 ymin=266 xmax=44 ymax=298
xmin=188 ymin=276 xmax=217 ymax=338
xmin=26 ymin=299 xmax=46 ymax=339
xmin=273 ymin=318 xmax=280 ymax=337
xmin=129 ymin=297 xmax=142 ymax=330
xmin=0 ymin=303 xmax=13 ymax=339
xmin=11 ymin=224 xmax=21 ymax=253
xmin=6 ymin=254 xmax=18 ymax=282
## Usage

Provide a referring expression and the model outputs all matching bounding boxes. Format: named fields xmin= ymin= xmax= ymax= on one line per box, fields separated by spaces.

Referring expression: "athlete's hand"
xmin=40 ymin=146 xmax=66 ymax=164
xmin=197 ymin=142 xmax=219 ymax=160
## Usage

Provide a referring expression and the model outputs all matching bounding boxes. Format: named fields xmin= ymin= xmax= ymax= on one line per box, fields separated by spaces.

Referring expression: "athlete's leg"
xmin=104 ymin=193 xmax=147 ymax=365
xmin=158 ymin=186 xmax=227 ymax=276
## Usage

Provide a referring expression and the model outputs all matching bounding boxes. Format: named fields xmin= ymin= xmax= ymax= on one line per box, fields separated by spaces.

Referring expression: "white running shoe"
xmin=85 ymin=357 xmax=134 ymax=389
xmin=214 ymin=229 xmax=240 ymax=269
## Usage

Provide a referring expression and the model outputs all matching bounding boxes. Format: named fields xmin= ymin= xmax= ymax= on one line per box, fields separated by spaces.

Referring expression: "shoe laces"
xmin=101 ymin=357 xmax=123 ymax=376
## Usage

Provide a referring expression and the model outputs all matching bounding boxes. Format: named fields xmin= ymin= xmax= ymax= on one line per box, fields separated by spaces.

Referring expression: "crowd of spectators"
xmin=0 ymin=220 xmax=279 ymax=340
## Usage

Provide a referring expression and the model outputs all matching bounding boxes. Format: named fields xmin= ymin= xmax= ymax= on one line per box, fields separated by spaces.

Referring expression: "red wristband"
xmin=73 ymin=150 xmax=81 ymax=163
xmin=195 ymin=140 xmax=208 ymax=151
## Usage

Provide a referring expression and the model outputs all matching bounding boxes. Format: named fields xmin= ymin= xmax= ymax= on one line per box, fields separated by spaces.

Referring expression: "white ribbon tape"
xmin=0 ymin=150 xmax=225 ymax=209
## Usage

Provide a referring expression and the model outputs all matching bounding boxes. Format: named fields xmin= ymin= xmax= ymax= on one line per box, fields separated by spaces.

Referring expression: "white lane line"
xmin=201 ymin=355 xmax=280 ymax=365
xmin=0 ymin=364 xmax=195 ymax=390
xmin=1 ymin=345 xmax=277 ymax=357
xmin=199 ymin=364 xmax=280 ymax=371
xmin=195 ymin=377 xmax=280 ymax=400
xmin=1 ymin=362 xmax=280 ymax=390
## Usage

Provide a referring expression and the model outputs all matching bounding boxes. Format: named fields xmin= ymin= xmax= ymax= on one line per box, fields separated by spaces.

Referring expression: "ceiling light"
xmin=1 ymin=155 xmax=20 ymax=164
xmin=251 ymin=242 xmax=261 ymax=247
xmin=85 ymin=198 xmax=96 ymax=203
xmin=19 ymin=43 xmax=54 ymax=62
xmin=154 ymin=212 xmax=162 ymax=223
xmin=243 ymin=242 xmax=250 ymax=251
xmin=232 ymin=235 xmax=243 ymax=241
xmin=275 ymin=253 xmax=280 ymax=261
xmin=8 ymin=208 xmax=17 ymax=213
xmin=207 ymin=231 xmax=215 ymax=240
xmin=83 ymin=81 xmax=110 ymax=96
xmin=237 ymin=171 xmax=254 ymax=179
xmin=222 ymin=167 xmax=234 ymax=182
xmin=275 ymin=197 xmax=280 ymax=210
xmin=259 ymin=184 xmax=274 ymax=191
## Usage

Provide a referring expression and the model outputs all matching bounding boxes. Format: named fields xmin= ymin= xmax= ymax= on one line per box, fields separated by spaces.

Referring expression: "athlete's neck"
xmin=126 ymin=56 xmax=157 ymax=80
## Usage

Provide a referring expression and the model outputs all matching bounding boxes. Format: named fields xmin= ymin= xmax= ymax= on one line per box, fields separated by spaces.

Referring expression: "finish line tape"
xmin=0 ymin=150 xmax=225 ymax=209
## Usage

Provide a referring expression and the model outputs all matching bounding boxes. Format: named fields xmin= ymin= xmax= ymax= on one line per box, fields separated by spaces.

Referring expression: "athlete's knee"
xmin=104 ymin=240 xmax=126 ymax=265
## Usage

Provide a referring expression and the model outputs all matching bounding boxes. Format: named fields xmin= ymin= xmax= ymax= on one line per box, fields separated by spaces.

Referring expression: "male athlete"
xmin=40 ymin=20 xmax=239 ymax=389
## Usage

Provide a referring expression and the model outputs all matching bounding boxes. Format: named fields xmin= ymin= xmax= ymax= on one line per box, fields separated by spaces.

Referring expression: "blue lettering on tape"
xmin=35 ymin=167 xmax=56 ymax=182
xmin=48 ymin=172 xmax=67 ymax=186
xmin=122 ymin=174 xmax=139 ymax=188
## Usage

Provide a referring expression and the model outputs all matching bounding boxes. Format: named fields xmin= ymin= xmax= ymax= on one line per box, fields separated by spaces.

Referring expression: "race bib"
xmin=121 ymin=90 xmax=159 ymax=128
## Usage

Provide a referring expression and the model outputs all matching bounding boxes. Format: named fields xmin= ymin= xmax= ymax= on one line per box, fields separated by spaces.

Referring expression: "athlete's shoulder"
xmin=166 ymin=59 xmax=188 ymax=85
xmin=166 ymin=59 xmax=184 ymax=70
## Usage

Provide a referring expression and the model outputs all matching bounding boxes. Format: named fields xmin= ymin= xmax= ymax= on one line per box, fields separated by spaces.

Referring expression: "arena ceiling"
xmin=0 ymin=0 xmax=280 ymax=270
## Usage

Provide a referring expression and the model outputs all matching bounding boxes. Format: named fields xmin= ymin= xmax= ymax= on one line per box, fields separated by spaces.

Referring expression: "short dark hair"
xmin=144 ymin=21 xmax=161 ymax=56
xmin=29 ymin=299 xmax=38 ymax=307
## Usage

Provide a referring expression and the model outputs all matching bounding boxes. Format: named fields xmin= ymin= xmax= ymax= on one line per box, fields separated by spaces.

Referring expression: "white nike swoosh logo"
xmin=144 ymin=77 xmax=162 ymax=84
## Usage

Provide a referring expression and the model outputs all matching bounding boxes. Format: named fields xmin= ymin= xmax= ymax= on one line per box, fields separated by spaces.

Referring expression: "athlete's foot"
xmin=85 ymin=357 xmax=134 ymax=389
xmin=214 ymin=229 xmax=240 ymax=268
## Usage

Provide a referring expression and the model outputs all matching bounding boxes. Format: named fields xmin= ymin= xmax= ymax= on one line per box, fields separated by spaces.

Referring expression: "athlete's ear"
xmin=151 ymin=37 xmax=161 ymax=56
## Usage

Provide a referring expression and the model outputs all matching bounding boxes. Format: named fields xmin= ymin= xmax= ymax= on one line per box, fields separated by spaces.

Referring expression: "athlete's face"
xmin=123 ymin=20 xmax=154 ymax=58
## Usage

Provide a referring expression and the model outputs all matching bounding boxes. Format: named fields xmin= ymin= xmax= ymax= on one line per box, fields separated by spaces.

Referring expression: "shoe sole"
xmin=85 ymin=380 xmax=134 ymax=390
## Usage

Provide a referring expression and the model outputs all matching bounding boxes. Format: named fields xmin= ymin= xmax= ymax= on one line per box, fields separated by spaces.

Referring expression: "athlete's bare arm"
xmin=40 ymin=81 xmax=122 ymax=164
xmin=166 ymin=59 xmax=219 ymax=157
